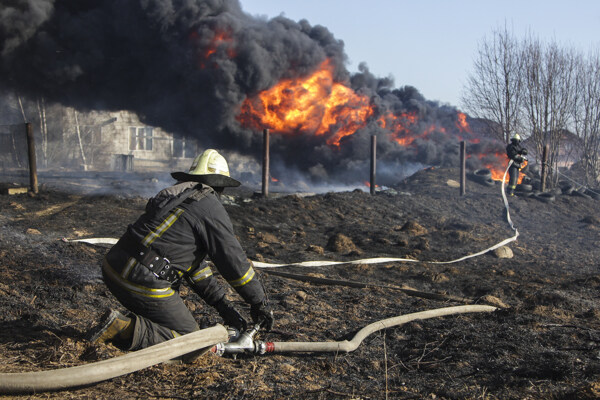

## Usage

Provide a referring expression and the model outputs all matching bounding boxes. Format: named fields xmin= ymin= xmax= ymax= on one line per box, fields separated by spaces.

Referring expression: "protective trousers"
xmin=508 ymin=165 xmax=520 ymax=192
xmin=102 ymin=262 xmax=200 ymax=350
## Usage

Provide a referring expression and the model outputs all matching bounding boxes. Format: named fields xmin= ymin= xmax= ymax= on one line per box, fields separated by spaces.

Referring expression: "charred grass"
xmin=0 ymin=167 xmax=599 ymax=399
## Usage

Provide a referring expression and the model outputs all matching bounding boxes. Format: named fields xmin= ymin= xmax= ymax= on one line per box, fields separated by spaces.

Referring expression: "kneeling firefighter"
xmin=505 ymin=133 xmax=528 ymax=196
xmin=89 ymin=149 xmax=274 ymax=350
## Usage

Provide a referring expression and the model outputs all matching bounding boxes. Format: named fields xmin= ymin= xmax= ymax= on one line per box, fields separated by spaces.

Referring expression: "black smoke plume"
xmin=0 ymin=0 xmax=503 ymax=186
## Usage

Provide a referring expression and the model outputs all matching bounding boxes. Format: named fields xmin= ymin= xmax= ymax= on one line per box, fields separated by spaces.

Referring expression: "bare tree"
xmin=8 ymin=95 xmax=28 ymax=168
xmin=461 ymin=25 xmax=524 ymax=143
xmin=572 ymin=49 xmax=600 ymax=185
xmin=36 ymin=97 xmax=48 ymax=168
xmin=73 ymin=109 xmax=88 ymax=169
xmin=522 ymin=39 xmax=576 ymax=185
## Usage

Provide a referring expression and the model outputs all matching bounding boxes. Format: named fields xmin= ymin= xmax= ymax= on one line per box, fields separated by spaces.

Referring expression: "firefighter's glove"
xmin=250 ymin=301 xmax=274 ymax=332
xmin=215 ymin=298 xmax=248 ymax=332
xmin=521 ymin=148 xmax=528 ymax=155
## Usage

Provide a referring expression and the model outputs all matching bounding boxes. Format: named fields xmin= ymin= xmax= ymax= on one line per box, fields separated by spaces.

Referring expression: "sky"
xmin=240 ymin=0 xmax=600 ymax=108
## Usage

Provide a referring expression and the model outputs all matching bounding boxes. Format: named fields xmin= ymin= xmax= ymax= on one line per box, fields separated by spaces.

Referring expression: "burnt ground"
xmin=0 ymin=167 xmax=599 ymax=399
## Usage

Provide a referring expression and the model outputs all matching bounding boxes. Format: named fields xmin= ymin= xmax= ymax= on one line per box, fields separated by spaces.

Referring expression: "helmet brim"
xmin=170 ymin=172 xmax=241 ymax=188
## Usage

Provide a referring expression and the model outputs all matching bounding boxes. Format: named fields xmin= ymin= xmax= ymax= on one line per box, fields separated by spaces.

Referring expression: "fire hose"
xmin=253 ymin=162 xmax=519 ymax=269
xmin=66 ymin=162 xmax=519 ymax=269
xmin=501 ymin=160 xmax=518 ymax=231
xmin=0 ymin=325 xmax=228 ymax=394
xmin=0 ymin=305 xmax=496 ymax=393
xmin=267 ymin=305 xmax=498 ymax=353
xmin=213 ymin=304 xmax=497 ymax=356
xmin=1 ymin=175 xmax=505 ymax=393
xmin=68 ymin=164 xmax=520 ymax=269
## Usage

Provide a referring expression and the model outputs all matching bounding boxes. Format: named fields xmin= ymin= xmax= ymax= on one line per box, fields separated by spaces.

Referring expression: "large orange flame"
xmin=478 ymin=155 xmax=528 ymax=184
xmin=237 ymin=60 xmax=374 ymax=146
xmin=236 ymin=58 xmax=518 ymax=180
xmin=238 ymin=59 xmax=482 ymax=151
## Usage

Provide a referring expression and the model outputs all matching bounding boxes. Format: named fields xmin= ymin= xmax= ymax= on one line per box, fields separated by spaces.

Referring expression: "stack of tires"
xmin=560 ymin=182 xmax=599 ymax=200
xmin=471 ymin=169 xmax=495 ymax=187
xmin=529 ymin=181 xmax=559 ymax=203
xmin=533 ymin=191 xmax=556 ymax=203
xmin=468 ymin=169 xmax=599 ymax=202
xmin=529 ymin=182 xmax=599 ymax=203
xmin=516 ymin=182 xmax=534 ymax=197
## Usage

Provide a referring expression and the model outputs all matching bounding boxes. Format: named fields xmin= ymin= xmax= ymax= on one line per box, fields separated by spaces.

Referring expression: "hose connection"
xmin=212 ymin=322 xmax=267 ymax=357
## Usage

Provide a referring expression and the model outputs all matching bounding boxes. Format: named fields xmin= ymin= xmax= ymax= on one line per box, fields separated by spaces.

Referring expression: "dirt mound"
xmin=399 ymin=220 xmax=428 ymax=235
xmin=326 ymin=233 xmax=362 ymax=255
xmin=0 ymin=167 xmax=599 ymax=399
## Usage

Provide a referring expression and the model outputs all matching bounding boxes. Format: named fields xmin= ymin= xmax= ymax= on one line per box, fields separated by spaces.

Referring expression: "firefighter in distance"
xmin=505 ymin=133 xmax=528 ymax=196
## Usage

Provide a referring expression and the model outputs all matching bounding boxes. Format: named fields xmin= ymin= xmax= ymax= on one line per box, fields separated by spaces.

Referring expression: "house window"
xmin=129 ymin=127 xmax=153 ymax=151
xmin=173 ymin=138 xmax=183 ymax=158
xmin=173 ymin=138 xmax=197 ymax=158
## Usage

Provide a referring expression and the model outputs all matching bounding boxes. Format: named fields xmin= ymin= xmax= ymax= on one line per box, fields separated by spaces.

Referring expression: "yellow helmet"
xmin=511 ymin=133 xmax=521 ymax=142
xmin=171 ymin=149 xmax=240 ymax=187
xmin=189 ymin=149 xmax=230 ymax=176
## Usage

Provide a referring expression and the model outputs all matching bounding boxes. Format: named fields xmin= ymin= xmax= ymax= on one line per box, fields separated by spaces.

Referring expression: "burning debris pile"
xmin=1 ymin=0 xmax=510 ymax=186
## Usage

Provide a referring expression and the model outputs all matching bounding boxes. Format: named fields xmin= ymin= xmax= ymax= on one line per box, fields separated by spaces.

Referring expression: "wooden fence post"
xmin=460 ymin=141 xmax=466 ymax=196
xmin=262 ymin=129 xmax=270 ymax=197
xmin=25 ymin=123 xmax=38 ymax=194
xmin=370 ymin=135 xmax=376 ymax=195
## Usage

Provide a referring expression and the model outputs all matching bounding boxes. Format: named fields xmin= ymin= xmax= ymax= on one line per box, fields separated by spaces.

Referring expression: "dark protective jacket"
xmin=104 ymin=181 xmax=265 ymax=307
xmin=506 ymin=141 xmax=527 ymax=168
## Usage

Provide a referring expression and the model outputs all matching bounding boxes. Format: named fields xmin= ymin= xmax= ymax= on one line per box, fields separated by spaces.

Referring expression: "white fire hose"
xmin=66 ymin=163 xmax=519 ymax=268
xmin=0 ymin=306 xmax=497 ymax=394
xmin=501 ymin=160 xmax=518 ymax=231
xmin=0 ymin=325 xmax=228 ymax=394
xmin=2 ymin=174 xmax=509 ymax=393
xmin=213 ymin=305 xmax=497 ymax=356
xmin=254 ymin=162 xmax=519 ymax=269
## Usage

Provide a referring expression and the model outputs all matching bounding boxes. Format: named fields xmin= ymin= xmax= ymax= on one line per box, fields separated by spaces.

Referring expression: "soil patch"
xmin=0 ymin=167 xmax=599 ymax=399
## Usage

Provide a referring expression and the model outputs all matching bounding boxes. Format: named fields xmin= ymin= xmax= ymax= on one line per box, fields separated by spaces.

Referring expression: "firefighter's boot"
xmin=88 ymin=310 xmax=134 ymax=344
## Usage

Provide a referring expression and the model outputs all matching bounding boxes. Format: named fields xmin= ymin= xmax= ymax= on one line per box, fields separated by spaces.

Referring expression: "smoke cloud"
xmin=0 ymin=0 xmax=503 ymax=186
